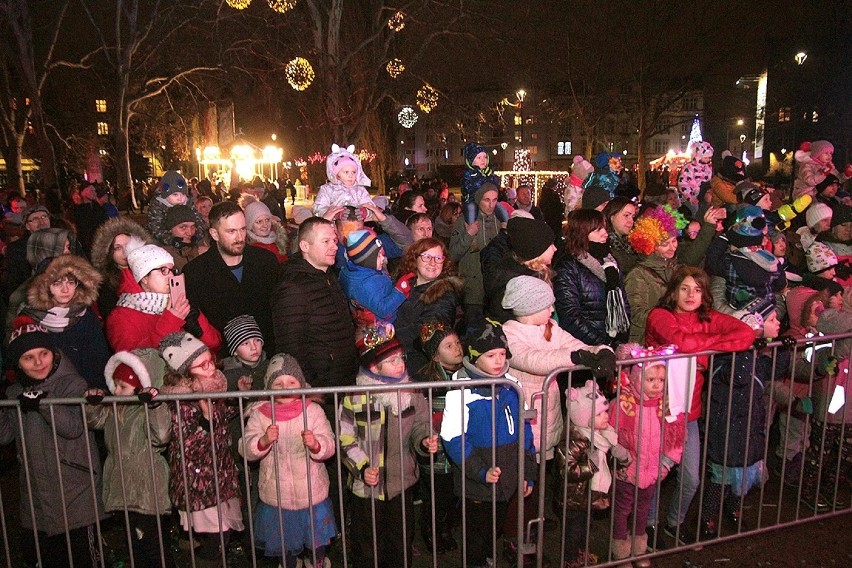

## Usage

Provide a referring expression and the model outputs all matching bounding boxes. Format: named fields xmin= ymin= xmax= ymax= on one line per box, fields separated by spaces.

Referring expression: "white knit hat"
xmin=805 ymin=202 xmax=833 ymax=231
xmin=125 ymin=235 xmax=174 ymax=282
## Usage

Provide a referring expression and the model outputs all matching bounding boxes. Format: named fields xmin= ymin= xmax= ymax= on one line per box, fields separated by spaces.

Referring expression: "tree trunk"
xmin=2 ymin=135 xmax=26 ymax=195
xmin=115 ymin=119 xmax=135 ymax=209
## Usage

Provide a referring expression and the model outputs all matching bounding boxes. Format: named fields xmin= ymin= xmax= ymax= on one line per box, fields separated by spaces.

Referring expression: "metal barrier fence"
xmin=0 ymin=334 xmax=850 ymax=567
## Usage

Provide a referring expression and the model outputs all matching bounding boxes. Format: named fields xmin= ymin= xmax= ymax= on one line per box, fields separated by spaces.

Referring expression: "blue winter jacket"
xmin=440 ymin=360 xmax=537 ymax=502
xmin=338 ymin=258 xmax=406 ymax=324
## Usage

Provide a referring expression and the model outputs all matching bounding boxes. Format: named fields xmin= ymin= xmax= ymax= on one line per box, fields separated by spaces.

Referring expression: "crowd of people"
xmin=0 ymin=138 xmax=851 ymax=568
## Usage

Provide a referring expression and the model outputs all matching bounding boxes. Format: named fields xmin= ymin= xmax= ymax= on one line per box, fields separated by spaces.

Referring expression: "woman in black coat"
xmin=553 ymin=209 xmax=630 ymax=348
xmin=394 ymin=238 xmax=461 ymax=373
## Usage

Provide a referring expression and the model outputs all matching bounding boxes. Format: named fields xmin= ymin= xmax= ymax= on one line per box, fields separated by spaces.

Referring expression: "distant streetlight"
xmin=736 ymin=119 xmax=744 ymax=126
xmin=516 ymin=89 xmax=526 ymax=103
xmin=271 ymin=133 xmax=277 ymax=141
xmin=500 ymin=142 xmax=508 ymax=150
xmin=739 ymin=134 xmax=746 ymax=143
xmin=794 ymin=51 xmax=807 ymax=65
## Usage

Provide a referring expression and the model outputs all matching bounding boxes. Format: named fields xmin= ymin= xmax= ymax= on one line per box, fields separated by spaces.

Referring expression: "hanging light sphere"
xmin=226 ymin=0 xmax=252 ymax=8
xmin=398 ymin=106 xmax=418 ymax=129
xmin=285 ymin=57 xmax=315 ymax=91
xmin=386 ymin=58 xmax=405 ymax=78
xmin=388 ymin=11 xmax=405 ymax=31
xmin=417 ymin=84 xmax=438 ymax=113
xmin=267 ymin=0 xmax=297 ymax=13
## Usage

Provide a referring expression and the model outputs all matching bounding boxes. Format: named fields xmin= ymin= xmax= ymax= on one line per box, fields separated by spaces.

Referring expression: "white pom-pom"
xmin=123 ymin=235 xmax=147 ymax=258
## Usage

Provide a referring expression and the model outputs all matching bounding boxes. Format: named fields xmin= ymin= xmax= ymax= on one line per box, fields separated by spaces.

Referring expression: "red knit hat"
xmin=112 ymin=362 xmax=143 ymax=391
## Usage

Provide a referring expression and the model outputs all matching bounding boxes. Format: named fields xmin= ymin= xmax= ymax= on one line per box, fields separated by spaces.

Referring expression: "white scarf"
xmin=248 ymin=229 xmax=276 ymax=245
xmin=574 ymin=424 xmax=618 ymax=494
xmin=356 ymin=370 xmax=412 ymax=416
xmin=115 ymin=292 xmax=171 ymax=315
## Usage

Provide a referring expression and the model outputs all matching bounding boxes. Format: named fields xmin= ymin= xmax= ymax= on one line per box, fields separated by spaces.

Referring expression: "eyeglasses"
xmin=50 ymin=277 xmax=79 ymax=289
xmin=419 ymin=253 xmax=445 ymax=264
xmin=383 ymin=354 xmax=407 ymax=365
xmin=26 ymin=214 xmax=50 ymax=223
xmin=154 ymin=266 xmax=175 ymax=276
xmin=190 ymin=358 xmax=214 ymax=372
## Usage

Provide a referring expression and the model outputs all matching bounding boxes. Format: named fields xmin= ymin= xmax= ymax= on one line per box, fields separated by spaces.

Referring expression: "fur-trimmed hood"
xmin=27 ymin=254 xmax=103 ymax=310
xmin=420 ymin=274 xmax=463 ymax=305
xmin=104 ymin=348 xmax=165 ymax=394
xmin=90 ymin=216 xmax=153 ymax=275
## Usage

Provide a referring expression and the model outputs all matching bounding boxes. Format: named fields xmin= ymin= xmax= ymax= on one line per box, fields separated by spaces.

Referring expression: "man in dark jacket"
xmin=273 ymin=217 xmax=358 ymax=389
xmin=3 ymin=205 xmax=52 ymax=299
xmin=72 ymin=183 xmax=109 ymax=257
xmin=183 ymin=201 xmax=278 ymax=352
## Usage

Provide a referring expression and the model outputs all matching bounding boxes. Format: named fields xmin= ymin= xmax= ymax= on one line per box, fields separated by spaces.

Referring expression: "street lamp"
xmin=516 ymin=89 xmax=527 ymax=148
xmin=794 ymin=51 xmax=807 ymax=65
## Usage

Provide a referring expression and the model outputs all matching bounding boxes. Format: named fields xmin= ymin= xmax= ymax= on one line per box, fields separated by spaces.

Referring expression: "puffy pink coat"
xmin=240 ymin=401 xmax=335 ymax=510
xmin=503 ymin=318 xmax=607 ymax=461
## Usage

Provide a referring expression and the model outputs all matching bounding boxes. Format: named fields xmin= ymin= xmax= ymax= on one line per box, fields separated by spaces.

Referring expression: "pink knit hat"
xmin=568 ymin=379 xmax=609 ymax=428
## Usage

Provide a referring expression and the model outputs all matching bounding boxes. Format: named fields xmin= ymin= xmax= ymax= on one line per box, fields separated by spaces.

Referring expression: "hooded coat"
xmin=85 ymin=349 xmax=172 ymax=515
xmin=449 ymin=206 xmax=500 ymax=307
xmin=312 ymin=145 xmax=373 ymax=217
xmin=624 ymin=254 xmax=679 ymax=343
xmin=22 ymin=255 xmax=110 ymax=390
xmin=461 ymin=142 xmax=499 ymax=203
xmin=0 ymin=355 xmax=105 ymax=536
xmin=89 ymin=216 xmax=152 ymax=319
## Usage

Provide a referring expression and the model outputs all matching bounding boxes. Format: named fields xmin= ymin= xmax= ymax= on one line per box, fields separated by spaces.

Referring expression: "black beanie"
xmin=417 ymin=321 xmax=456 ymax=360
xmin=164 ymin=204 xmax=197 ymax=230
xmin=507 ymin=217 xmax=555 ymax=261
xmin=463 ymin=318 xmax=512 ymax=362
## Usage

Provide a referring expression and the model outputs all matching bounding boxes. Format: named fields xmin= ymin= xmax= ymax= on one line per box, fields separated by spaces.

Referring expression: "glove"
xmin=795 ymin=397 xmax=814 ymax=415
xmin=603 ymin=265 xmax=620 ymax=289
xmin=781 ymin=336 xmax=798 ymax=349
xmin=610 ymin=444 xmax=632 ymax=467
xmin=137 ymin=387 xmax=161 ymax=407
xmin=819 ymin=356 xmax=839 ymax=377
xmin=183 ymin=306 xmax=203 ymax=338
xmin=835 ymin=260 xmax=852 ymax=280
xmin=753 ymin=337 xmax=768 ymax=350
xmin=85 ymin=389 xmax=106 ymax=405
xmin=571 ymin=349 xmax=617 ymax=381
xmin=18 ymin=391 xmax=46 ymax=413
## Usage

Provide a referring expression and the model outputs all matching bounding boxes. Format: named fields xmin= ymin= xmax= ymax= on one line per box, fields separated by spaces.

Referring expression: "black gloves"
xmin=18 ymin=391 xmax=46 ymax=413
xmin=85 ymin=390 xmax=105 ymax=405
xmin=604 ymin=266 xmax=621 ymax=290
xmin=781 ymin=336 xmax=798 ymax=349
xmin=571 ymin=349 xmax=617 ymax=380
xmin=183 ymin=307 xmax=203 ymax=338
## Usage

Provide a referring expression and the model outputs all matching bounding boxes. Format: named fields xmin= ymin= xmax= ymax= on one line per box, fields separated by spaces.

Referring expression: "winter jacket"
xmin=183 ymin=245 xmax=279 ymax=353
xmin=625 ymin=254 xmax=678 ymax=343
xmin=312 ymin=182 xmax=373 ymax=217
xmin=503 ymin=318 xmax=606 ymax=460
xmin=338 ymin=259 xmax=406 ymax=332
xmin=222 ymin=353 xmax=269 ymax=392
xmin=240 ymin=401 xmax=335 ymax=510
xmin=89 ymin=216 xmax=153 ymax=319
xmin=449 ymin=212 xmax=500 ymax=307
xmin=677 ymin=159 xmax=713 ymax=204
xmin=556 ymin=429 xmax=609 ymax=511
xmin=481 ymin=234 xmax=537 ymax=323
xmin=3 ymin=231 xmax=32 ymax=299
xmin=274 ymin=255 xmax=358 ymax=388
xmin=167 ymin=399 xmax=241 ymax=512
xmin=72 ymin=202 xmax=109 ymax=256
xmin=677 ymin=219 xmax=717 ymax=268
xmin=792 ymin=154 xmax=842 ymax=199
xmin=722 ymin=249 xmax=785 ymax=310
xmin=161 ymin=240 xmax=202 ymax=273
xmin=394 ymin=274 xmax=461 ymax=374
xmin=583 ymin=169 xmax=621 ymax=198
xmin=440 ymin=361 xmax=537 ymax=502
xmin=461 ymin=143 xmax=498 ymax=204
xmin=609 ymin=233 xmax=639 ymax=276
xmin=612 ymin=383 xmax=684 ymax=489
xmin=106 ymin=297 xmax=222 ymax=353
xmin=710 ymin=174 xmax=737 ymax=206
xmin=645 ymin=307 xmax=755 ymax=422
xmin=0 ymin=355 xmax=105 ymax=536
xmin=553 ymin=253 xmax=629 ymax=348
xmin=339 ymin=374 xmax=430 ymax=501
xmin=85 ymin=349 xmax=171 ymax=515
xmin=21 ymin=254 xmax=110 ymax=390
xmin=706 ymin=352 xmax=766 ymax=467
xmin=146 ymin=199 xmax=207 ymax=248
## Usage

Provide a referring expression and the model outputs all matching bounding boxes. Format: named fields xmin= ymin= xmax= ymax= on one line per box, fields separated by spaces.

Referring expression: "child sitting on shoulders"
xmin=312 ymin=144 xmax=374 ymax=218
xmin=240 ymin=354 xmax=337 ymax=568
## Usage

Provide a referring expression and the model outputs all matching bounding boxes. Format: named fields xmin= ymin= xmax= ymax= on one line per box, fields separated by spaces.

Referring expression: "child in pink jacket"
xmin=610 ymin=343 xmax=685 ymax=564
xmin=240 ymin=354 xmax=337 ymax=568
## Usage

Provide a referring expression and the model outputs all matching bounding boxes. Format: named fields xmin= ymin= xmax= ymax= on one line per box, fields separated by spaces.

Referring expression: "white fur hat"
xmin=125 ymin=235 xmax=174 ymax=282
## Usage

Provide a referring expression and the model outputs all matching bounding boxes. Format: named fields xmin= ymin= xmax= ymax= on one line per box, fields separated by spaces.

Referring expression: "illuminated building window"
xmin=514 ymin=114 xmax=522 ymax=126
xmin=99 ymin=148 xmax=108 ymax=156
xmin=557 ymin=141 xmax=572 ymax=155
xmin=95 ymin=99 xmax=107 ymax=113
xmin=778 ymin=107 xmax=791 ymax=122
xmin=529 ymin=145 xmax=538 ymax=155
xmin=514 ymin=130 xmax=522 ymax=142
xmin=811 ymin=111 xmax=819 ymax=123
xmin=97 ymin=122 xmax=109 ymax=135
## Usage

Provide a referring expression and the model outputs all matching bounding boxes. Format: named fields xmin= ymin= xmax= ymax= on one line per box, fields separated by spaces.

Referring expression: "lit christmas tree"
xmin=687 ymin=114 xmax=702 ymax=154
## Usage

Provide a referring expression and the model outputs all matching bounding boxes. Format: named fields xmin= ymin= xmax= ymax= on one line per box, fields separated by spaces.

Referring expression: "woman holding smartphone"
xmin=106 ymin=237 xmax=222 ymax=353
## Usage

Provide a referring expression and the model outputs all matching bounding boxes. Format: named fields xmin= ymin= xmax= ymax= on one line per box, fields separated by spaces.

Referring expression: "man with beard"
xmin=183 ymin=201 xmax=278 ymax=353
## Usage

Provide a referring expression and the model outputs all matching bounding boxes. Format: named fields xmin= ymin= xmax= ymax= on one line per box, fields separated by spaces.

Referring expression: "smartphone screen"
xmin=169 ymin=273 xmax=186 ymax=305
